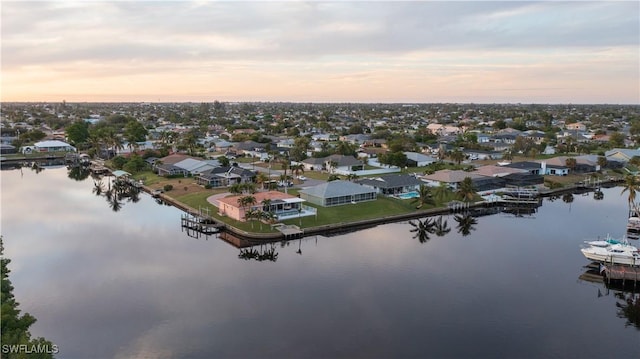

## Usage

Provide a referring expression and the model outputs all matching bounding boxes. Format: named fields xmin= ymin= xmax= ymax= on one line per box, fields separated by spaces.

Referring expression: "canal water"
xmin=1 ymin=166 xmax=639 ymax=358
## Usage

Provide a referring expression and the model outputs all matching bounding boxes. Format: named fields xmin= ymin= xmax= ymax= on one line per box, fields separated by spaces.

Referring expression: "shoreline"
xmin=140 ymin=178 xmax=622 ymax=242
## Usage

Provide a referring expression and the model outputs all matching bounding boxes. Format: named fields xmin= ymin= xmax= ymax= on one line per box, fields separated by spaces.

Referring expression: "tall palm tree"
xmin=450 ymin=149 xmax=465 ymax=165
xmin=409 ymin=217 xmax=435 ymax=244
xmin=432 ymin=182 xmax=451 ymax=205
xmin=291 ymin=163 xmax=305 ymax=178
xmin=229 ymin=183 xmax=243 ymax=195
xmin=237 ymin=195 xmax=257 ymax=222
xmin=261 ymin=198 xmax=272 ymax=213
xmin=565 ymin=157 xmax=577 ymax=173
xmin=456 ymin=177 xmax=477 ymax=202
xmin=412 ymin=184 xmax=434 ymax=209
xmin=454 ymin=214 xmax=477 ymax=237
xmin=621 ymin=174 xmax=640 ymax=213
xmin=255 ymin=172 xmax=269 ymax=190
xmin=597 ymin=156 xmax=608 ymax=170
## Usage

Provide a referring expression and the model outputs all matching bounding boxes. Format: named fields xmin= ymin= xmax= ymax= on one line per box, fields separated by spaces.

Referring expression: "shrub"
xmin=164 ymin=184 xmax=173 ymax=192
xmin=204 ymin=184 xmax=212 ymax=189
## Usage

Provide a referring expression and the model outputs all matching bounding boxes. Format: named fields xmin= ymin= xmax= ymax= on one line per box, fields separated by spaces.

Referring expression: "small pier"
xmin=180 ymin=208 xmax=224 ymax=238
xmin=273 ymin=224 xmax=304 ymax=239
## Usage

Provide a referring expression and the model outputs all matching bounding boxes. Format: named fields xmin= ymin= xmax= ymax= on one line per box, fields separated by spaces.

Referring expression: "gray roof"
xmin=302 ymin=157 xmax=326 ymax=165
xmin=300 ymin=180 xmax=375 ymax=199
xmin=357 ymin=174 xmax=423 ymax=189
xmin=326 ymin=154 xmax=363 ymax=166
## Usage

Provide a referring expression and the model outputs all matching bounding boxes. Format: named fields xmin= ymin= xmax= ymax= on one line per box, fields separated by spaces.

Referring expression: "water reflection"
xmin=91 ymin=176 xmax=141 ymax=212
xmin=454 ymin=213 xmax=478 ymax=236
xmin=67 ymin=165 xmax=91 ymax=181
xmin=408 ymin=215 xmax=451 ymax=243
xmin=238 ymin=243 xmax=279 ymax=262
xmin=3 ymin=167 xmax=640 ymax=358
xmin=579 ymin=267 xmax=640 ymax=330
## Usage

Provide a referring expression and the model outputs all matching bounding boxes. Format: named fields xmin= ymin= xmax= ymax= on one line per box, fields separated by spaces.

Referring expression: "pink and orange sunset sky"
xmin=2 ymin=1 xmax=639 ymax=104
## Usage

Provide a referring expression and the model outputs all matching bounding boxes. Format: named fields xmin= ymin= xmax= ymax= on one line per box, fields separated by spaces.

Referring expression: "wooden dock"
xmin=180 ymin=210 xmax=224 ymax=238
xmin=603 ymin=265 xmax=640 ymax=286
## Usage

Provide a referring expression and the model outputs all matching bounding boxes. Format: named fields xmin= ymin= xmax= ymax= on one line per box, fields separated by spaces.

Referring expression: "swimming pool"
xmin=398 ymin=191 xmax=419 ymax=199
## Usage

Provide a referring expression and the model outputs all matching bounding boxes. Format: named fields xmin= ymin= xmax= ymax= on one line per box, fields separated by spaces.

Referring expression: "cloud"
xmin=1 ymin=1 xmax=638 ymax=103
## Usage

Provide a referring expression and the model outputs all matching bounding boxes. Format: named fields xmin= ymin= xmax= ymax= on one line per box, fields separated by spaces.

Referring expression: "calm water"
xmin=1 ymin=166 xmax=639 ymax=359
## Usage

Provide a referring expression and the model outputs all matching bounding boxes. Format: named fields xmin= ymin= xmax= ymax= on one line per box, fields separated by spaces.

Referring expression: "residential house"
xmin=502 ymin=161 xmax=568 ymax=176
xmin=173 ymin=158 xmax=217 ymax=175
xmin=195 ymin=166 xmax=256 ymax=187
xmin=420 ymin=170 xmax=484 ymax=190
xmin=356 ymin=174 xmax=424 ymax=195
xmin=566 ymin=122 xmax=587 ymax=131
xmin=22 ymin=140 xmax=76 ymax=154
xmin=324 ymin=154 xmax=365 ymax=173
xmin=217 ymin=191 xmax=308 ymax=222
xmin=299 ymin=180 xmax=377 ymax=207
xmin=605 ymin=148 xmax=640 ymax=163
xmin=404 ymin=152 xmax=436 ymax=167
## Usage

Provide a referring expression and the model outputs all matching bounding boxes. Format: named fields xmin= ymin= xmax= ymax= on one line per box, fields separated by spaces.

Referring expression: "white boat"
xmin=627 ymin=216 xmax=640 ymax=232
xmin=580 ymin=235 xmax=640 ymax=266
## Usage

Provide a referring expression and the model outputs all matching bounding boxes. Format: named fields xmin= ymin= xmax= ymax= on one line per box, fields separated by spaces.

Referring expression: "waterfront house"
xmin=420 ymin=170 xmax=485 ymax=190
xmin=195 ymin=166 xmax=256 ymax=187
xmin=156 ymin=163 xmax=188 ymax=177
xmin=502 ymin=161 xmax=568 ymax=176
xmin=299 ymin=180 xmax=377 ymax=207
xmin=172 ymin=158 xmax=217 ymax=175
xmin=22 ymin=140 xmax=76 ymax=154
xmin=217 ymin=191 xmax=308 ymax=222
xmin=356 ymin=174 xmax=424 ymax=196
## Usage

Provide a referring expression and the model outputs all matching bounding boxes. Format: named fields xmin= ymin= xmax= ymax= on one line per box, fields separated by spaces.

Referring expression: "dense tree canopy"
xmin=1 ymin=237 xmax=56 ymax=358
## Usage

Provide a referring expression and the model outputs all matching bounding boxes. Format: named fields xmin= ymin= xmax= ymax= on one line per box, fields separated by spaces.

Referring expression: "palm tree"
xmin=229 ymin=183 xmax=243 ymax=195
xmin=409 ymin=217 xmax=435 ymax=244
xmin=412 ymin=184 xmax=434 ymax=209
xmin=346 ymin=173 xmax=358 ymax=181
xmin=456 ymin=177 xmax=477 ymax=202
xmin=290 ymin=163 xmax=305 ymax=179
xmin=433 ymin=216 xmax=451 ymax=237
xmin=597 ymin=156 xmax=608 ymax=170
xmin=450 ymin=149 xmax=465 ymax=165
xmin=454 ymin=214 xmax=477 ymax=236
xmin=565 ymin=157 xmax=577 ymax=173
xmin=261 ymin=198 xmax=272 ymax=213
xmin=327 ymin=160 xmax=338 ymax=173
xmin=245 ymin=209 xmax=257 ymax=229
xmin=237 ymin=195 xmax=257 ymax=223
xmin=256 ymin=172 xmax=269 ymax=190
xmin=621 ymin=174 xmax=640 ymax=213
xmin=432 ymin=182 xmax=451 ymax=205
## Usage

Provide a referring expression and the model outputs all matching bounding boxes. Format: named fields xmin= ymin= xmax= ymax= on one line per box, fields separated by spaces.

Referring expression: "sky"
xmin=1 ymin=1 xmax=639 ymax=104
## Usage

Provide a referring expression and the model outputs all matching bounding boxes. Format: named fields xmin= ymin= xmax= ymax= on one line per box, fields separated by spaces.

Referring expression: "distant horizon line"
xmin=2 ymin=100 xmax=639 ymax=106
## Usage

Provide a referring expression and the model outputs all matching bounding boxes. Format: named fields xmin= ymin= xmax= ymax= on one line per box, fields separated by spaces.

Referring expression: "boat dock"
xmin=273 ymin=224 xmax=304 ymax=239
xmin=603 ymin=265 xmax=640 ymax=286
xmin=584 ymin=262 xmax=640 ymax=287
xmin=180 ymin=206 xmax=224 ymax=238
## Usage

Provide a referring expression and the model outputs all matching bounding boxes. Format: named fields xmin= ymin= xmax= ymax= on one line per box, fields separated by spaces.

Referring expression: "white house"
xmin=22 ymin=140 xmax=76 ymax=154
